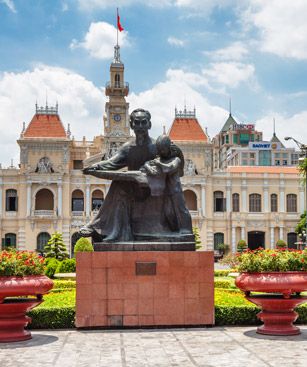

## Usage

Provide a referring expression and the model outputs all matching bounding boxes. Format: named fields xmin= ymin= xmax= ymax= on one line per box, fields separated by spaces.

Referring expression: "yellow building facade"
xmin=0 ymin=47 xmax=303 ymax=253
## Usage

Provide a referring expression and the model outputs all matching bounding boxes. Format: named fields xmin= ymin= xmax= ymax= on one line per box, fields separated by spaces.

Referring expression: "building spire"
xmin=229 ymin=97 xmax=232 ymax=116
xmin=273 ymin=117 xmax=276 ymax=136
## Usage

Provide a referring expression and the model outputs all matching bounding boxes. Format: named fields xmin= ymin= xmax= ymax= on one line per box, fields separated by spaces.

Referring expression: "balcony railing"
xmin=33 ymin=210 xmax=55 ymax=217
xmin=105 ymin=81 xmax=129 ymax=89
xmin=71 ymin=211 xmax=84 ymax=217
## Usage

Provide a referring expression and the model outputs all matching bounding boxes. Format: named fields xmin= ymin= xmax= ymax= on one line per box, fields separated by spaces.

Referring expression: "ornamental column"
xmin=270 ymin=226 xmax=275 ymax=249
xmin=241 ymin=176 xmax=247 ymax=212
xmin=232 ymin=226 xmax=236 ymax=253
xmin=26 ymin=182 xmax=32 ymax=217
xmin=226 ymin=180 xmax=231 ymax=213
xmin=299 ymin=187 xmax=305 ymax=213
xmin=201 ymin=183 xmax=206 ymax=217
xmin=57 ymin=180 xmax=62 ymax=217
xmin=279 ymin=177 xmax=285 ymax=212
xmin=241 ymin=226 xmax=245 ymax=241
xmin=279 ymin=226 xmax=284 ymax=240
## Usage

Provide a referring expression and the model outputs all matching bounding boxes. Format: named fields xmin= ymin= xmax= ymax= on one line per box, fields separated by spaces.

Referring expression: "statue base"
xmin=76 ymin=251 xmax=214 ymax=328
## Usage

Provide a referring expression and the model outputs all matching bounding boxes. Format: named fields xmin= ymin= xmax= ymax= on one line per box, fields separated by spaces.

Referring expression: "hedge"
xmin=28 ymin=307 xmax=75 ymax=329
xmin=214 ymin=279 xmax=232 ymax=289
xmin=27 ymin=304 xmax=307 ymax=329
xmin=52 ymin=280 xmax=76 ymax=291
xmin=214 ymin=270 xmax=232 ymax=277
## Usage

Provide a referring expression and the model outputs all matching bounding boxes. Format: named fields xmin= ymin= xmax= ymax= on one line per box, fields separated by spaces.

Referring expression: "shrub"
xmin=44 ymin=232 xmax=69 ymax=261
xmin=214 ymin=279 xmax=232 ymax=289
xmin=0 ymin=250 xmax=45 ymax=276
xmin=28 ymin=307 xmax=75 ymax=329
xmin=276 ymin=239 xmax=287 ymax=249
xmin=192 ymin=227 xmax=202 ymax=250
xmin=237 ymin=239 xmax=247 ymax=252
xmin=217 ymin=243 xmax=230 ymax=254
xmin=56 ymin=258 xmax=76 ymax=273
xmin=44 ymin=258 xmax=59 ymax=278
xmin=52 ymin=280 xmax=76 ymax=291
xmin=214 ymin=270 xmax=232 ymax=277
xmin=74 ymin=237 xmax=94 ymax=253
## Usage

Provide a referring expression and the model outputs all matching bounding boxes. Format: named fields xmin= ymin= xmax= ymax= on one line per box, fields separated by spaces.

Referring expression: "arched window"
xmin=37 ymin=232 xmax=50 ymax=253
xmin=287 ymin=232 xmax=297 ymax=249
xmin=214 ymin=233 xmax=224 ymax=250
xmin=183 ymin=190 xmax=197 ymax=211
xmin=271 ymin=194 xmax=278 ymax=212
xmin=115 ymin=73 xmax=120 ymax=87
xmin=4 ymin=233 xmax=16 ymax=248
xmin=249 ymin=193 xmax=261 ymax=212
xmin=35 ymin=189 xmax=54 ymax=210
xmin=286 ymin=194 xmax=297 ymax=212
xmin=232 ymin=193 xmax=240 ymax=212
xmin=72 ymin=189 xmax=84 ymax=212
xmin=6 ymin=189 xmax=18 ymax=211
xmin=214 ymin=191 xmax=225 ymax=212
xmin=92 ymin=190 xmax=104 ymax=211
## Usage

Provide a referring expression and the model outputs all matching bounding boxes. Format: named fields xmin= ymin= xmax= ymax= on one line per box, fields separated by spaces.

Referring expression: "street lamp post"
xmin=285 ymin=136 xmax=307 ymax=249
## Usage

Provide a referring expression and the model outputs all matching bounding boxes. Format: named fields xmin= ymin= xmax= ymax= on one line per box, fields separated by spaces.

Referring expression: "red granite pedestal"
xmin=76 ymin=251 xmax=214 ymax=328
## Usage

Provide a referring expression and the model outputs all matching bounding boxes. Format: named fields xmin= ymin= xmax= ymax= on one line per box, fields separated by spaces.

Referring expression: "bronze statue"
xmin=79 ymin=108 xmax=194 ymax=248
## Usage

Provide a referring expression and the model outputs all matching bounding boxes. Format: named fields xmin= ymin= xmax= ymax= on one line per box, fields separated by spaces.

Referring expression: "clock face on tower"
xmin=113 ymin=114 xmax=121 ymax=122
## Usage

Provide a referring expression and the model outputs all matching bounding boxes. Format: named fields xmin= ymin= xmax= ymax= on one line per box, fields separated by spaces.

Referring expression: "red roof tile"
xmin=24 ymin=114 xmax=67 ymax=138
xmin=168 ymin=118 xmax=208 ymax=142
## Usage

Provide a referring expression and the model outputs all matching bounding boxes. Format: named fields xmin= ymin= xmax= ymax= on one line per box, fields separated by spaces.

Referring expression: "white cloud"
xmin=243 ymin=0 xmax=307 ymax=60
xmin=167 ymin=36 xmax=185 ymax=47
xmin=256 ymin=111 xmax=307 ymax=147
xmin=202 ymin=62 xmax=255 ymax=89
xmin=0 ymin=66 xmax=104 ymax=166
xmin=70 ymin=22 xmax=130 ymax=60
xmin=204 ymin=42 xmax=249 ymax=61
xmin=77 ymin=0 xmax=172 ymax=11
xmin=1 ymin=0 xmax=16 ymax=12
xmin=128 ymin=69 xmax=228 ymax=138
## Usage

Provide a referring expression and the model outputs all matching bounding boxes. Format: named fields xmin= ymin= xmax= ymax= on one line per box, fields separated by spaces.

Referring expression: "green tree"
xmin=74 ymin=237 xmax=94 ymax=253
xmin=295 ymin=211 xmax=306 ymax=238
xmin=44 ymin=232 xmax=69 ymax=261
xmin=192 ymin=227 xmax=202 ymax=250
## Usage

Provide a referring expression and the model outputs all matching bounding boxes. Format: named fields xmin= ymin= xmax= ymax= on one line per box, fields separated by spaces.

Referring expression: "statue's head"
xmin=156 ymin=134 xmax=171 ymax=158
xmin=130 ymin=108 xmax=151 ymax=133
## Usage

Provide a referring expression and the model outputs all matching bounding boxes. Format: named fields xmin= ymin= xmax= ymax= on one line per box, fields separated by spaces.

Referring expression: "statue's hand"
xmin=83 ymin=166 xmax=97 ymax=175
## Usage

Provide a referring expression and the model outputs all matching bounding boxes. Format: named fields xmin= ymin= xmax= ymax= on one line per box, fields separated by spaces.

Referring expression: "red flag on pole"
xmin=117 ymin=11 xmax=124 ymax=32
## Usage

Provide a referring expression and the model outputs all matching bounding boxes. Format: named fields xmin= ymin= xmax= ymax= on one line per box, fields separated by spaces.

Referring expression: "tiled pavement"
xmin=0 ymin=326 xmax=306 ymax=367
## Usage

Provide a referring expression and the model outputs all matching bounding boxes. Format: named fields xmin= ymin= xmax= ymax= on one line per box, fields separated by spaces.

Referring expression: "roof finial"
xmin=273 ymin=117 xmax=276 ymax=136
xmin=45 ymin=89 xmax=48 ymax=108
xmin=67 ymin=123 xmax=71 ymax=138
xmin=229 ymin=97 xmax=232 ymax=116
xmin=22 ymin=121 xmax=26 ymax=133
xmin=163 ymin=125 xmax=166 ymax=134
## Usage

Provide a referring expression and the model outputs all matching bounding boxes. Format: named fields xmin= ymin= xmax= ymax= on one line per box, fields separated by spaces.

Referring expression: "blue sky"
xmin=1 ymin=0 xmax=307 ymax=165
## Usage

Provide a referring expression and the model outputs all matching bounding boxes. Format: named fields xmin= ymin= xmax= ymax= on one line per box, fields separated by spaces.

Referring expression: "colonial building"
xmin=0 ymin=44 xmax=303 ymax=253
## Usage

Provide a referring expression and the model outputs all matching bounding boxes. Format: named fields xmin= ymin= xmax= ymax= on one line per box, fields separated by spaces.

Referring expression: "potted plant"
xmin=237 ymin=239 xmax=247 ymax=253
xmin=0 ymin=250 xmax=53 ymax=342
xmin=234 ymin=248 xmax=307 ymax=336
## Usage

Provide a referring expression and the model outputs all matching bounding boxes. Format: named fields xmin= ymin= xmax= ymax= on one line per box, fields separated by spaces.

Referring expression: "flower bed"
xmin=0 ymin=250 xmax=45 ymax=276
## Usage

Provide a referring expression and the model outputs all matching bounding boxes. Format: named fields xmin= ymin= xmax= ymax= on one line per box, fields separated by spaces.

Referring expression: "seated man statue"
xmin=79 ymin=108 xmax=193 ymax=244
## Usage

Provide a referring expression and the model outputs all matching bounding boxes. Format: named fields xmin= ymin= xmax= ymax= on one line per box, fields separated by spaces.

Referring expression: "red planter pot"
xmin=0 ymin=275 xmax=53 ymax=342
xmin=235 ymin=272 xmax=307 ymax=336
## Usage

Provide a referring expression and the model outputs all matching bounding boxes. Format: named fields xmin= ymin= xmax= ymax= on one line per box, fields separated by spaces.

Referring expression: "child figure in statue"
xmin=141 ymin=135 xmax=192 ymax=234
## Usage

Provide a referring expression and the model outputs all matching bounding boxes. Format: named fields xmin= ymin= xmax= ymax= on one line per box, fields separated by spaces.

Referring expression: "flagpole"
xmin=116 ymin=7 xmax=119 ymax=47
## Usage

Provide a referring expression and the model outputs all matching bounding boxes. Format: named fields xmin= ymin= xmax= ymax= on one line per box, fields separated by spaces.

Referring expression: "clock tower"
xmin=104 ymin=44 xmax=131 ymax=158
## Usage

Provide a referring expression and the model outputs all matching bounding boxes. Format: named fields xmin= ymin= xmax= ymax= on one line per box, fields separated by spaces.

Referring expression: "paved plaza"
xmin=0 ymin=326 xmax=306 ymax=367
